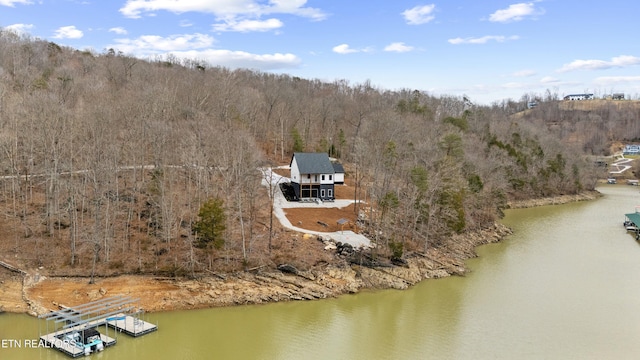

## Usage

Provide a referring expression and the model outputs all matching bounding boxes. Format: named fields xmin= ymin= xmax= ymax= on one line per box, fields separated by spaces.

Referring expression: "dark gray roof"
xmin=292 ymin=152 xmax=335 ymax=174
xmin=332 ymin=162 xmax=345 ymax=173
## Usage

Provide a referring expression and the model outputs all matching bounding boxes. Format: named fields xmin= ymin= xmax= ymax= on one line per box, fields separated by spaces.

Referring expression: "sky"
xmin=2 ymin=0 xmax=640 ymax=104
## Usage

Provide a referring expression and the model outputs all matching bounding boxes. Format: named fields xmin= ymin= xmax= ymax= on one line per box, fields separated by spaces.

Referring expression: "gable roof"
xmin=291 ymin=152 xmax=335 ymax=174
xmin=332 ymin=162 xmax=345 ymax=174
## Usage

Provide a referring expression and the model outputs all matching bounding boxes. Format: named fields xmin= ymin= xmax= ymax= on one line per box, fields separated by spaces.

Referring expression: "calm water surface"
xmin=2 ymin=185 xmax=640 ymax=359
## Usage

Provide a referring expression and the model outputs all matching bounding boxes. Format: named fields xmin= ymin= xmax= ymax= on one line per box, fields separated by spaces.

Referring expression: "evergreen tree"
xmin=193 ymin=198 xmax=226 ymax=249
xmin=291 ymin=127 xmax=304 ymax=152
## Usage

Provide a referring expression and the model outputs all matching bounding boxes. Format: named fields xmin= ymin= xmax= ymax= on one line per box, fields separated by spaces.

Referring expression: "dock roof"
xmin=39 ymin=295 xmax=140 ymax=329
xmin=625 ymin=212 xmax=640 ymax=226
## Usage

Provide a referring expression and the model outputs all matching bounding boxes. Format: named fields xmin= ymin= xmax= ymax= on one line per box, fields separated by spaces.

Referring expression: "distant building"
xmin=623 ymin=144 xmax=640 ymax=155
xmin=527 ymin=101 xmax=538 ymax=109
xmin=612 ymin=93 xmax=625 ymax=100
xmin=563 ymin=93 xmax=594 ymax=101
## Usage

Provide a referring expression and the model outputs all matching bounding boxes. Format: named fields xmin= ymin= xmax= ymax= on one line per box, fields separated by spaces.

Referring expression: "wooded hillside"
xmin=0 ymin=31 xmax=617 ymax=276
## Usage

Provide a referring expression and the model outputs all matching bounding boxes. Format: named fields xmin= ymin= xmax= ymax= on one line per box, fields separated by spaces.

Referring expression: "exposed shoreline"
xmin=506 ymin=190 xmax=602 ymax=209
xmin=1 ymin=190 xmax=601 ymax=317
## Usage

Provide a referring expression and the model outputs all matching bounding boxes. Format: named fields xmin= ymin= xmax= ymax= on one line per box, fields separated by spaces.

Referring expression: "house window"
xmin=315 ymin=175 xmax=318 ymax=182
xmin=321 ymin=189 xmax=325 ymax=198
xmin=307 ymin=174 xmax=310 ymax=179
xmin=322 ymin=175 xmax=325 ymax=181
xmin=329 ymin=175 xmax=332 ymax=181
xmin=328 ymin=189 xmax=333 ymax=198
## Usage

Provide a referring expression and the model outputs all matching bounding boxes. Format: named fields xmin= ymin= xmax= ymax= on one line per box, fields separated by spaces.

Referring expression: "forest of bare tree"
xmin=1 ymin=30 xmax=629 ymax=277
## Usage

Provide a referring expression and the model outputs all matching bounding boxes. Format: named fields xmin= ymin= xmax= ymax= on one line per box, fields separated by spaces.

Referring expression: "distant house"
xmin=623 ymin=145 xmax=640 ymax=155
xmin=290 ymin=152 xmax=336 ymax=201
xmin=563 ymin=93 xmax=594 ymax=101
xmin=612 ymin=93 xmax=625 ymax=100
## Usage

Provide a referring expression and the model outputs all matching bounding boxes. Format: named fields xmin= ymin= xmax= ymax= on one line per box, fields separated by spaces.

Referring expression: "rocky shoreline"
xmin=506 ymin=190 xmax=602 ymax=209
xmin=6 ymin=223 xmax=512 ymax=316
xmin=2 ymin=191 xmax=601 ymax=316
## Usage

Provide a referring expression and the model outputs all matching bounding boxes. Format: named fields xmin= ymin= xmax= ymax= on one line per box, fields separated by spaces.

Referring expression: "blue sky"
xmin=2 ymin=0 xmax=640 ymax=104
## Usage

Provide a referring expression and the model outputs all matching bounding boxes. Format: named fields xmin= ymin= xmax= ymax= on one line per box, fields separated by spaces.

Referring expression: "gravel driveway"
xmin=260 ymin=168 xmax=372 ymax=249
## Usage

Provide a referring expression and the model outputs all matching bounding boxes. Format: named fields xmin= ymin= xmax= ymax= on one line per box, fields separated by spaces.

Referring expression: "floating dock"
xmin=38 ymin=295 xmax=157 ymax=358
xmin=107 ymin=314 xmax=157 ymax=337
xmin=624 ymin=209 xmax=640 ymax=240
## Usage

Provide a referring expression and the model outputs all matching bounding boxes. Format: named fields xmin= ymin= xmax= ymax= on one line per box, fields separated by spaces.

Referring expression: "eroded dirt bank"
xmin=3 ymin=223 xmax=513 ymax=316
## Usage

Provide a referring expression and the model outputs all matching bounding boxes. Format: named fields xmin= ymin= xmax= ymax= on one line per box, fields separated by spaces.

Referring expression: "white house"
xmin=623 ymin=144 xmax=640 ymax=155
xmin=563 ymin=93 xmax=594 ymax=101
xmin=290 ymin=152 xmax=336 ymax=201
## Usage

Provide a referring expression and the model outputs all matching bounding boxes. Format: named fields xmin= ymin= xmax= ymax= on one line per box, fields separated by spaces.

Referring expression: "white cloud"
xmin=594 ymin=76 xmax=640 ymax=85
xmin=332 ymin=44 xmax=358 ymax=54
xmin=108 ymin=32 xmax=300 ymax=71
xmin=53 ymin=26 xmax=83 ymax=39
xmin=168 ymin=49 xmax=301 ymax=70
xmin=119 ymin=0 xmax=253 ymax=18
xmin=4 ymin=23 xmax=33 ymax=34
xmin=109 ymin=27 xmax=128 ymax=35
xmin=512 ymin=69 xmax=536 ymax=77
xmin=558 ymin=55 xmax=640 ymax=72
xmin=0 ymin=0 xmax=31 ymax=6
xmin=110 ymin=33 xmax=214 ymax=53
xmin=448 ymin=35 xmax=519 ymax=45
xmin=119 ymin=0 xmax=327 ymax=21
xmin=213 ymin=18 xmax=283 ymax=32
xmin=489 ymin=2 xmax=542 ymax=23
xmin=402 ymin=4 xmax=436 ymax=25
xmin=540 ymin=76 xmax=560 ymax=83
xmin=384 ymin=42 xmax=414 ymax=53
